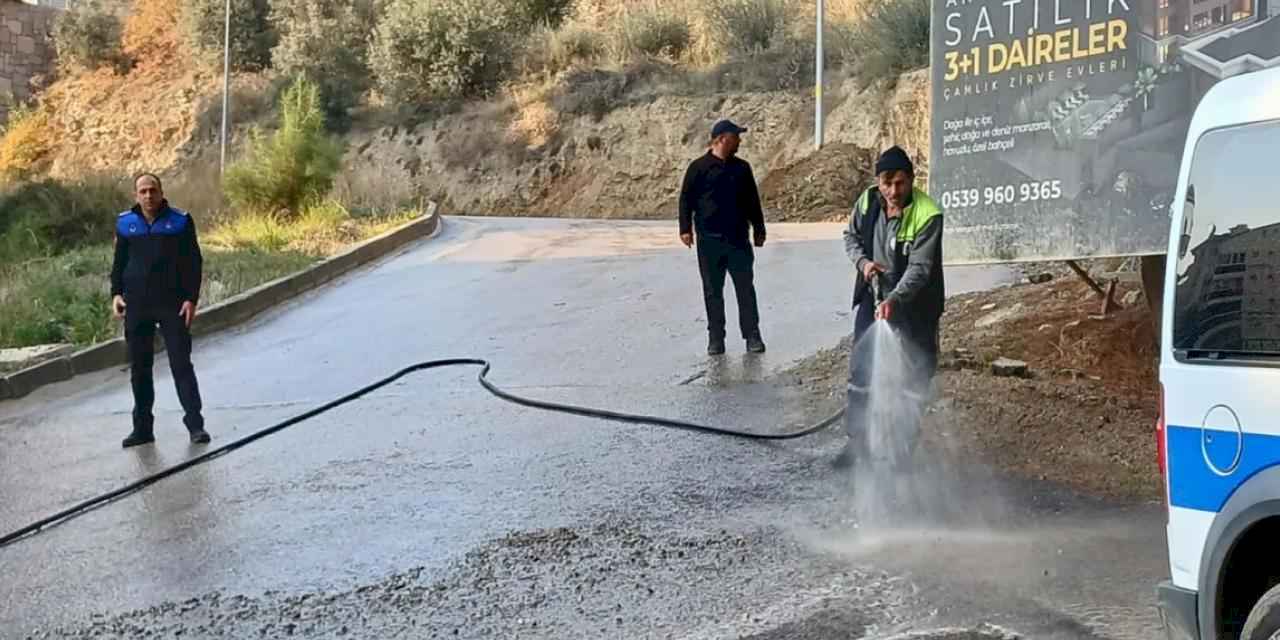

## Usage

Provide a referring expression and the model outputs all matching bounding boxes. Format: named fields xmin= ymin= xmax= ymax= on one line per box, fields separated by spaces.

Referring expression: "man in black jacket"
xmin=110 ymin=173 xmax=210 ymax=448
xmin=678 ymin=120 xmax=767 ymax=356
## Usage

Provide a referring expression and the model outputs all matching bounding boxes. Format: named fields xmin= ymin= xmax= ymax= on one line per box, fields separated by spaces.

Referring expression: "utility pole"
xmin=815 ymin=0 xmax=825 ymax=150
xmin=219 ymin=0 xmax=231 ymax=176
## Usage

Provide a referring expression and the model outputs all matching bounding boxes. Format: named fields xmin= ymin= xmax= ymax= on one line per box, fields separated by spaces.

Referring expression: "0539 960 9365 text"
xmin=938 ymin=180 xmax=1063 ymax=211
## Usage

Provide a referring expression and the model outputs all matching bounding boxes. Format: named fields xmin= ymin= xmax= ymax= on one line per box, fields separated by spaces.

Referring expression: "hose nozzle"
xmin=870 ymin=272 xmax=890 ymax=305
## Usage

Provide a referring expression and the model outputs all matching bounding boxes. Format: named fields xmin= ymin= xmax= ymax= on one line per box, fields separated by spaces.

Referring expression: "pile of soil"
xmin=758 ymin=143 xmax=877 ymax=223
xmin=780 ymin=268 xmax=1163 ymax=502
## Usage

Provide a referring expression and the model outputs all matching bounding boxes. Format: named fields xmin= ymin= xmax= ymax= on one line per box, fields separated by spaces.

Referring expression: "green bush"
xmin=223 ymin=75 xmax=344 ymax=215
xmin=182 ymin=0 xmax=276 ymax=72
xmin=369 ymin=0 xmax=522 ymax=103
xmin=611 ymin=5 xmax=691 ymax=62
xmin=50 ymin=0 xmax=130 ymax=73
xmin=703 ymin=0 xmax=789 ymax=56
xmin=0 ymin=176 xmax=131 ymax=266
xmin=838 ymin=0 xmax=930 ymax=85
xmin=510 ymin=0 xmax=577 ymax=29
xmin=270 ymin=0 xmax=377 ymax=129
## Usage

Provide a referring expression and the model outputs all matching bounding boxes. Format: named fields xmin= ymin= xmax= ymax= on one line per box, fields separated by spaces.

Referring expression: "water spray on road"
xmin=842 ymin=310 xmax=1011 ymax=535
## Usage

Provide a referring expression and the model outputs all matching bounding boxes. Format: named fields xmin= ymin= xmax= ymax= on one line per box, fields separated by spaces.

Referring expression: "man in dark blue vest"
xmin=110 ymin=173 xmax=210 ymax=448
xmin=835 ymin=146 xmax=945 ymax=468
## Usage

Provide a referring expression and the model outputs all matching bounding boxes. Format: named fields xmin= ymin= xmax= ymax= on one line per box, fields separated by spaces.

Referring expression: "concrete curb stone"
xmin=68 ymin=338 xmax=127 ymax=375
xmin=0 ymin=205 xmax=440 ymax=402
xmin=5 ymin=357 xmax=73 ymax=399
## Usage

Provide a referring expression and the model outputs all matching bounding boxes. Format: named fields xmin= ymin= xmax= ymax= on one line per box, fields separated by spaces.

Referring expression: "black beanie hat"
xmin=875 ymin=145 xmax=913 ymax=175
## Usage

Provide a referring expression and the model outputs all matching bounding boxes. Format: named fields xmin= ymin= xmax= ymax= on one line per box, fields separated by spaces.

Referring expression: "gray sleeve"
xmin=842 ymin=197 xmax=870 ymax=275
xmin=887 ymin=215 xmax=942 ymax=304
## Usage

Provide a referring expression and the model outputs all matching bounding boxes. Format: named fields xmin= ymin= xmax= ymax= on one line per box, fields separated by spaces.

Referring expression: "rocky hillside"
xmin=347 ymin=69 xmax=930 ymax=220
xmin=2 ymin=0 xmax=933 ymax=222
xmin=26 ymin=66 xmax=931 ymax=223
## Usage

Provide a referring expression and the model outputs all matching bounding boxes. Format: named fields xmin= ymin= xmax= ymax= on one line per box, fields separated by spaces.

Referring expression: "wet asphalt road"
xmin=1 ymin=217 xmax=1167 ymax=639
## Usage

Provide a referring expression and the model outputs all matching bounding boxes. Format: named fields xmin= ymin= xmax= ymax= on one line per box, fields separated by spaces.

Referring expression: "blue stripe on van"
xmin=1167 ymin=425 xmax=1280 ymax=513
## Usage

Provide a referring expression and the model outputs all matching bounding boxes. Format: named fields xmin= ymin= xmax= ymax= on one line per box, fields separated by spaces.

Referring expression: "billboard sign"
xmin=930 ymin=0 xmax=1280 ymax=264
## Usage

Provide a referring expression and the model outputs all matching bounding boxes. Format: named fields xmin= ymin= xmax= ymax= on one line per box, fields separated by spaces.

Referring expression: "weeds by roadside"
xmin=0 ymin=74 xmax=426 ymax=353
xmin=0 ymin=176 xmax=130 ymax=266
xmin=0 ymin=204 xmax=424 ymax=352
xmin=205 ymin=200 xmax=419 ymax=255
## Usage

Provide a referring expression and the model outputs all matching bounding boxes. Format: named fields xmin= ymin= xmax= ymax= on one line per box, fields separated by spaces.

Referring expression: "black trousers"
xmin=696 ymin=235 xmax=760 ymax=340
xmin=125 ymin=303 xmax=204 ymax=432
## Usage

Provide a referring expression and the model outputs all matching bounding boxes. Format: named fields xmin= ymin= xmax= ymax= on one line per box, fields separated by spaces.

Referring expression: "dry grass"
xmin=502 ymin=0 xmax=872 ymax=116
xmin=204 ymin=199 xmax=419 ymax=255
xmin=122 ymin=0 xmax=183 ymax=64
xmin=332 ymin=162 xmax=425 ymax=216
xmin=507 ymin=84 xmax=560 ymax=149
xmin=827 ymin=0 xmax=875 ymax=23
xmin=835 ymin=0 xmax=931 ymax=84
xmin=518 ymin=23 xmax=606 ymax=80
xmin=162 ymin=157 xmax=229 ymax=222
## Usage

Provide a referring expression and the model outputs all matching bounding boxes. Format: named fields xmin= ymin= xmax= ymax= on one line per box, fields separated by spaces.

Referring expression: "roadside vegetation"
xmin=2 ymin=0 xmax=930 ymax=157
xmin=0 ymin=76 xmax=421 ymax=355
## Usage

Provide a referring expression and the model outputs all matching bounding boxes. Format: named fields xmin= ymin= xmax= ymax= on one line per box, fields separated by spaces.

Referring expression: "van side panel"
xmin=1169 ymin=507 xmax=1217 ymax=589
xmin=1196 ymin=469 xmax=1280 ymax=640
xmin=1167 ymin=424 xmax=1280 ymax=513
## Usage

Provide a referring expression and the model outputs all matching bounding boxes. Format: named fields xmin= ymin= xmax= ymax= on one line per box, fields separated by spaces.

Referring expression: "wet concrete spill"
xmin=19 ymin=522 xmax=912 ymax=639
xmin=18 ymin=514 xmax=1158 ymax=639
xmin=1 ymin=219 xmax=1164 ymax=639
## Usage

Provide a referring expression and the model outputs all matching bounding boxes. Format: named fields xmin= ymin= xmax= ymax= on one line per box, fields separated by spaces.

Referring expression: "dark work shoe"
xmin=122 ymin=430 xmax=155 ymax=448
xmin=189 ymin=428 xmax=211 ymax=444
xmin=708 ymin=337 xmax=726 ymax=356
xmin=746 ymin=335 xmax=766 ymax=354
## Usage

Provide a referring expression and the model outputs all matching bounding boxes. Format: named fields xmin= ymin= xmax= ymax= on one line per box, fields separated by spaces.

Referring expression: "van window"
xmin=1173 ymin=119 xmax=1280 ymax=356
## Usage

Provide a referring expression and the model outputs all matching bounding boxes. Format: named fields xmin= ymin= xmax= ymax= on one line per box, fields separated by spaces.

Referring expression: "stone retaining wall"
xmin=0 ymin=0 xmax=58 ymax=125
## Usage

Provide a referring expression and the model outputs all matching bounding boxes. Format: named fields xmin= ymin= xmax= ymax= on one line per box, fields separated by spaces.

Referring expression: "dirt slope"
xmin=341 ymin=69 xmax=931 ymax=221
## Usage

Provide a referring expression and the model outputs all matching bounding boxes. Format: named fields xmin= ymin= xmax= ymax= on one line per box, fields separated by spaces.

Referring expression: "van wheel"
xmin=1241 ymin=584 xmax=1280 ymax=640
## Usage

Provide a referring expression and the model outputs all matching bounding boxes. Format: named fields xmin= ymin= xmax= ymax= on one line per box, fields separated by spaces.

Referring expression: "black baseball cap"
xmin=711 ymin=120 xmax=748 ymax=139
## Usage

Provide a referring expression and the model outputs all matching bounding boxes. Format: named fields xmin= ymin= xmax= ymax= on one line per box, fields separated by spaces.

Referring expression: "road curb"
xmin=68 ymin=338 xmax=128 ymax=375
xmin=4 ymin=357 xmax=73 ymax=400
xmin=0 ymin=204 xmax=440 ymax=403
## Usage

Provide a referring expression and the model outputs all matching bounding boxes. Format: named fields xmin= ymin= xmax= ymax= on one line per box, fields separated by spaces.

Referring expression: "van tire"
xmin=1241 ymin=583 xmax=1280 ymax=640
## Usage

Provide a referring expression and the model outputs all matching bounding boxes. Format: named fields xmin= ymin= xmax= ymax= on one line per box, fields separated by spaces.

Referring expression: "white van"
xmin=1157 ymin=64 xmax=1280 ymax=640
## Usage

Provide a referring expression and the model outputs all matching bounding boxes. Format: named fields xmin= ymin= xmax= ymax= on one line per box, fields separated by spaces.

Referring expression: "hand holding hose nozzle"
xmin=869 ymin=271 xmax=887 ymax=304
xmin=870 ymin=271 xmax=895 ymax=321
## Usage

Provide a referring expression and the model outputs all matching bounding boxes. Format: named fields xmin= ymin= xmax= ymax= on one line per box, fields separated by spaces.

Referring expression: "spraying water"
xmin=843 ymin=320 xmax=1010 ymax=533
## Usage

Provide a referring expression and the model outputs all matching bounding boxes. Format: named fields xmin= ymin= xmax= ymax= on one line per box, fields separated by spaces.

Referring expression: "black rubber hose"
xmin=0 ymin=358 xmax=842 ymax=551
